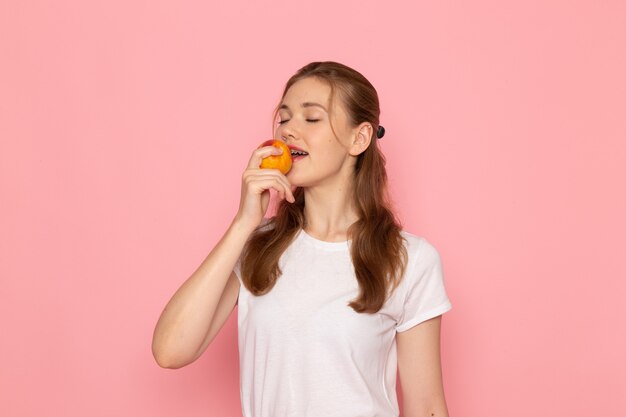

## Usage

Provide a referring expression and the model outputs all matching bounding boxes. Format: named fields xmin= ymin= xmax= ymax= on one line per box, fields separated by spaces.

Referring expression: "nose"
xmin=281 ymin=132 xmax=295 ymax=143
xmin=278 ymin=122 xmax=297 ymax=142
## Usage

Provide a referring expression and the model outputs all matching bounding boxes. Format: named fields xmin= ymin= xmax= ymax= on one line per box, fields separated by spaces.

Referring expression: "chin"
xmin=287 ymin=171 xmax=321 ymax=189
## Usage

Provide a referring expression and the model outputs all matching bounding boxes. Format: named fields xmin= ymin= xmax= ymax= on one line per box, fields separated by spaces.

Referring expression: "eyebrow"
xmin=279 ymin=102 xmax=327 ymax=112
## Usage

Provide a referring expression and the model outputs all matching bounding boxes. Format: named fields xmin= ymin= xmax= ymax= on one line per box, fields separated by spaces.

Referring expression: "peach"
xmin=258 ymin=139 xmax=292 ymax=174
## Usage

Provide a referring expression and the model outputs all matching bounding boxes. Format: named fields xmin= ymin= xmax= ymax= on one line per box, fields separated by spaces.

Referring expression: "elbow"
xmin=153 ymin=352 xmax=178 ymax=369
xmin=402 ymin=395 xmax=449 ymax=417
xmin=152 ymin=341 xmax=193 ymax=369
xmin=152 ymin=345 xmax=176 ymax=369
xmin=152 ymin=350 xmax=190 ymax=369
xmin=403 ymin=408 xmax=449 ymax=417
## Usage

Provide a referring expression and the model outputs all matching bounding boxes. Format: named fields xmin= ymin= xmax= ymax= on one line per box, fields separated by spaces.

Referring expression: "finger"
xmin=245 ymin=175 xmax=295 ymax=203
xmin=246 ymin=145 xmax=284 ymax=170
xmin=245 ymin=169 xmax=291 ymax=192
xmin=246 ymin=171 xmax=294 ymax=202
xmin=256 ymin=180 xmax=285 ymax=199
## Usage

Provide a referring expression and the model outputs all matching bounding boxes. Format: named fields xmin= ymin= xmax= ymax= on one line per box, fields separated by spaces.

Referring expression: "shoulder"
xmin=399 ymin=230 xmax=443 ymax=270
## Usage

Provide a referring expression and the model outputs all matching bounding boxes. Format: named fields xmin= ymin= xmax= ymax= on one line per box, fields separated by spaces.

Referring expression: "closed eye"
xmin=277 ymin=119 xmax=320 ymax=124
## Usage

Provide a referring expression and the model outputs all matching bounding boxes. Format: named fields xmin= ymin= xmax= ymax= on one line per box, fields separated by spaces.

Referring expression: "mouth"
xmin=289 ymin=146 xmax=309 ymax=160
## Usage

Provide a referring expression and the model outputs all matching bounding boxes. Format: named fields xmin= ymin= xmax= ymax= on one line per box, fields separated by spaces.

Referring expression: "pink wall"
xmin=1 ymin=1 xmax=625 ymax=416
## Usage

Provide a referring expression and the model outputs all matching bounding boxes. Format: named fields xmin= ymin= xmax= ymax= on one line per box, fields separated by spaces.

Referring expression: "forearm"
xmin=151 ymin=218 xmax=254 ymax=368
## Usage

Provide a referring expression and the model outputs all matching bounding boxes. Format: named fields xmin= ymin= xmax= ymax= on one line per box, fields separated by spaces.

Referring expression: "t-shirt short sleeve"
xmin=395 ymin=237 xmax=452 ymax=332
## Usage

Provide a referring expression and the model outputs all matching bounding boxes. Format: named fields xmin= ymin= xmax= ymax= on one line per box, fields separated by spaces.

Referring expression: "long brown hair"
xmin=240 ymin=61 xmax=408 ymax=313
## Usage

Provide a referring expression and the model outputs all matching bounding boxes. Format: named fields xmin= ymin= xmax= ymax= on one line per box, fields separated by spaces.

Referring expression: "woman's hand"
xmin=234 ymin=145 xmax=295 ymax=231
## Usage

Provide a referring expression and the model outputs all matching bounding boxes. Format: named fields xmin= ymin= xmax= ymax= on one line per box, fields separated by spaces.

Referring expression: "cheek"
xmin=319 ymin=148 xmax=346 ymax=167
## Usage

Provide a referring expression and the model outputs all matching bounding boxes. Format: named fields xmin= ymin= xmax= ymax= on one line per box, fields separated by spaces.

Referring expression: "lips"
xmin=288 ymin=145 xmax=306 ymax=151
xmin=288 ymin=145 xmax=309 ymax=157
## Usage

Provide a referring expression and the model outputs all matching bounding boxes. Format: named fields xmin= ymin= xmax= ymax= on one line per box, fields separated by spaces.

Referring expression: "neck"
xmin=302 ymin=183 xmax=359 ymax=241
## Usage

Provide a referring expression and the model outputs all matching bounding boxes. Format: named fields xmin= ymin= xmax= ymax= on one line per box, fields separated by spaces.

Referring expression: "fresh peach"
xmin=258 ymin=139 xmax=292 ymax=174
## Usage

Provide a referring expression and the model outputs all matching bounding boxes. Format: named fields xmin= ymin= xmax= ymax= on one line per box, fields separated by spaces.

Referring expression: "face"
xmin=275 ymin=77 xmax=363 ymax=187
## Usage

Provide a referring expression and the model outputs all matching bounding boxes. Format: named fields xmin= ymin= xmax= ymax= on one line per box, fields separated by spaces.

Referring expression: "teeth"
xmin=291 ymin=150 xmax=308 ymax=156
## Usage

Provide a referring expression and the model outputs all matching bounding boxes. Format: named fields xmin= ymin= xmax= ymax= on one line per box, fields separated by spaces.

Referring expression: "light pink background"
xmin=1 ymin=1 xmax=625 ymax=416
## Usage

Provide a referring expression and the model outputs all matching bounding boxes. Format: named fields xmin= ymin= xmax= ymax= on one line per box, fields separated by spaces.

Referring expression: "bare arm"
xmin=397 ymin=315 xmax=450 ymax=417
xmin=151 ymin=219 xmax=253 ymax=369
xmin=151 ymin=143 xmax=295 ymax=369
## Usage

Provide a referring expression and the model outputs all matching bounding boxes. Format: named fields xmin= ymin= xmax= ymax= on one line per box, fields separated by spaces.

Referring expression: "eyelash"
xmin=277 ymin=119 xmax=320 ymax=125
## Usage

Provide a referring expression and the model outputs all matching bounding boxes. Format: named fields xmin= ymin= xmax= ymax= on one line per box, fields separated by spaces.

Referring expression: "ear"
xmin=349 ymin=122 xmax=373 ymax=156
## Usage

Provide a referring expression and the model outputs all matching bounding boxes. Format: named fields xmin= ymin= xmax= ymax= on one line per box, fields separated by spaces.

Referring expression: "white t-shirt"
xmin=233 ymin=225 xmax=452 ymax=417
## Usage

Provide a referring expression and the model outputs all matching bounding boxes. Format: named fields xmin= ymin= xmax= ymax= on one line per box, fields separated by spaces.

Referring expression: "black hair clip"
xmin=376 ymin=125 xmax=385 ymax=139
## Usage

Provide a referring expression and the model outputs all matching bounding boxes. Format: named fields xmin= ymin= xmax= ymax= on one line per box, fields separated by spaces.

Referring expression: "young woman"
xmin=152 ymin=61 xmax=453 ymax=417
